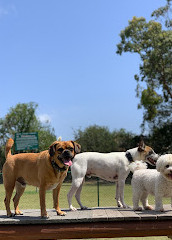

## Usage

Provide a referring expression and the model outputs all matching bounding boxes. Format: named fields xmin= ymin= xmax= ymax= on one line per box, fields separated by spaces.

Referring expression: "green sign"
xmin=14 ymin=132 xmax=39 ymax=151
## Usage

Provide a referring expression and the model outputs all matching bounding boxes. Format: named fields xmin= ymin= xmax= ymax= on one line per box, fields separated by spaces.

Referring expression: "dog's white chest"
xmin=47 ymin=182 xmax=59 ymax=190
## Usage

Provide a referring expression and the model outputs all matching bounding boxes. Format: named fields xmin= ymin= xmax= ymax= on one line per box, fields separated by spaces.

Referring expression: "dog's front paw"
xmin=133 ymin=207 xmax=143 ymax=211
xmin=123 ymin=204 xmax=129 ymax=209
xmin=117 ymin=201 xmax=123 ymax=208
xmin=41 ymin=215 xmax=49 ymax=219
xmin=81 ymin=206 xmax=88 ymax=210
xmin=144 ymin=205 xmax=153 ymax=210
xmin=41 ymin=211 xmax=49 ymax=219
xmin=155 ymin=207 xmax=164 ymax=212
xmin=7 ymin=212 xmax=15 ymax=218
xmin=56 ymin=210 xmax=66 ymax=216
xmin=70 ymin=206 xmax=77 ymax=211
xmin=15 ymin=210 xmax=23 ymax=215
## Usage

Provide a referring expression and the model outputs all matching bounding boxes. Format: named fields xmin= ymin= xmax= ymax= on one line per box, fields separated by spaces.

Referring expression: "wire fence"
xmin=0 ymin=172 xmax=134 ymax=211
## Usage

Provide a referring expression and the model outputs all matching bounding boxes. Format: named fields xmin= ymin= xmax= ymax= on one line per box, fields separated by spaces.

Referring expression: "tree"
xmin=0 ymin=102 xmax=56 ymax=169
xmin=149 ymin=121 xmax=172 ymax=154
xmin=74 ymin=125 xmax=138 ymax=153
xmin=116 ymin=0 xmax=172 ymax=130
xmin=74 ymin=125 xmax=115 ymax=152
xmin=0 ymin=102 xmax=39 ymax=144
xmin=112 ymin=128 xmax=139 ymax=151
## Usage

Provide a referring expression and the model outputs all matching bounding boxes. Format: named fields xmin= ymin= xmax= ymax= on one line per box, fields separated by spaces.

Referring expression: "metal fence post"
xmin=97 ymin=177 xmax=100 ymax=207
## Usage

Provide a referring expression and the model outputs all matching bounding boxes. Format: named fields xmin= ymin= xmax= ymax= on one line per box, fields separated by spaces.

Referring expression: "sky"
xmin=0 ymin=0 xmax=167 ymax=140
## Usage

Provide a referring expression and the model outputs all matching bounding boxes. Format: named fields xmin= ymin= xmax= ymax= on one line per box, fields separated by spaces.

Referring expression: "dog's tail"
xmin=57 ymin=136 xmax=62 ymax=141
xmin=129 ymin=160 xmax=147 ymax=173
xmin=5 ymin=138 xmax=14 ymax=159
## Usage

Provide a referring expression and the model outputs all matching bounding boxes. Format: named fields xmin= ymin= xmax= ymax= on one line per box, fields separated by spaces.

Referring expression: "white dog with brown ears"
xmin=67 ymin=140 xmax=158 ymax=211
xmin=131 ymin=154 xmax=172 ymax=212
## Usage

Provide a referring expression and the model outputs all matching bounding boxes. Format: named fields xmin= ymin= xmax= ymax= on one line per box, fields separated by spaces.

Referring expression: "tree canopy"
xmin=74 ymin=125 xmax=139 ymax=153
xmin=0 ymin=102 xmax=56 ymax=168
xmin=116 ymin=0 xmax=172 ymax=129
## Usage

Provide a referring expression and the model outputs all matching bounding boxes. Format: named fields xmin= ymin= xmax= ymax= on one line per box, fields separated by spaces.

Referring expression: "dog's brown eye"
xmin=166 ymin=165 xmax=169 ymax=168
xmin=68 ymin=147 xmax=74 ymax=151
xmin=57 ymin=148 xmax=63 ymax=153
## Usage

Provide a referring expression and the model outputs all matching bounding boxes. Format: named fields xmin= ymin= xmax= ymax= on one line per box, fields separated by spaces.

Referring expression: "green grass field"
xmin=0 ymin=181 xmax=170 ymax=240
xmin=0 ymin=180 xmax=171 ymax=210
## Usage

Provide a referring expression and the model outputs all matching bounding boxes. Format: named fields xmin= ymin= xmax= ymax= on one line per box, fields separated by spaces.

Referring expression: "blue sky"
xmin=0 ymin=0 xmax=166 ymax=140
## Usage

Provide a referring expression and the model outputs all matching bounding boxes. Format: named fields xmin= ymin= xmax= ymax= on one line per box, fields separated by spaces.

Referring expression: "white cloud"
xmin=0 ymin=4 xmax=17 ymax=18
xmin=0 ymin=6 xmax=8 ymax=16
xmin=38 ymin=114 xmax=51 ymax=124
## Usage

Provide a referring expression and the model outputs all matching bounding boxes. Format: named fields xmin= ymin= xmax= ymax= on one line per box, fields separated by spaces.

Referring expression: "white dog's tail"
xmin=129 ymin=161 xmax=147 ymax=173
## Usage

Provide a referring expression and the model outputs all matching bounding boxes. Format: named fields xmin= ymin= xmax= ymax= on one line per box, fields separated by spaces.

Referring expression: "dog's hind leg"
xmin=140 ymin=192 xmax=153 ymax=210
xmin=115 ymin=182 xmax=123 ymax=207
xmin=67 ymin=178 xmax=84 ymax=211
xmin=13 ymin=179 xmax=26 ymax=215
xmin=119 ymin=181 xmax=127 ymax=208
xmin=75 ymin=179 xmax=87 ymax=210
xmin=117 ymin=178 xmax=128 ymax=208
xmin=132 ymin=189 xmax=142 ymax=211
xmin=4 ymin=183 xmax=15 ymax=217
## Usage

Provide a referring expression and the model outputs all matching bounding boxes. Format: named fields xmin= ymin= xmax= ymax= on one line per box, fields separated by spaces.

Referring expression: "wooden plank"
xmin=134 ymin=205 xmax=172 ymax=221
xmin=77 ymin=209 xmax=93 ymax=222
xmin=0 ymin=207 xmax=172 ymax=239
xmin=134 ymin=209 xmax=158 ymax=221
xmin=104 ymin=208 xmax=124 ymax=221
xmin=92 ymin=208 xmax=108 ymax=221
xmin=137 ymin=211 xmax=157 ymax=220
xmin=119 ymin=207 xmax=140 ymax=220
xmin=1 ymin=219 xmax=172 ymax=239
xmin=157 ymin=205 xmax=172 ymax=220
xmin=53 ymin=210 xmax=81 ymax=223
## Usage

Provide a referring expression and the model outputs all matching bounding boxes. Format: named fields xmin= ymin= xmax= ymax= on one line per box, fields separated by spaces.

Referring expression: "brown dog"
xmin=3 ymin=138 xmax=81 ymax=218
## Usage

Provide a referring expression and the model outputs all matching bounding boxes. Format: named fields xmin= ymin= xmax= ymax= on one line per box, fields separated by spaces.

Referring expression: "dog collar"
xmin=125 ymin=151 xmax=134 ymax=163
xmin=51 ymin=160 xmax=67 ymax=172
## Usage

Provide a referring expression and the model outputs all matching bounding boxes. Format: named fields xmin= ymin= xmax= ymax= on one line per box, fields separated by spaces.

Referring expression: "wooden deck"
xmin=0 ymin=205 xmax=172 ymax=239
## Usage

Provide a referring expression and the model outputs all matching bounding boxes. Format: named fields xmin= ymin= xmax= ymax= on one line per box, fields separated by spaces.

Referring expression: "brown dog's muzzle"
xmin=58 ymin=149 xmax=74 ymax=167
xmin=49 ymin=141 xmax=81 ymax=168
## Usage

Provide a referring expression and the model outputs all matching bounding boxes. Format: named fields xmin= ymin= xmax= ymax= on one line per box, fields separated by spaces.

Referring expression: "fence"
xmin=0 ymin=171 xmax=170 ymax=211
xmin=0 ymin=171 xmax=137 ymax=211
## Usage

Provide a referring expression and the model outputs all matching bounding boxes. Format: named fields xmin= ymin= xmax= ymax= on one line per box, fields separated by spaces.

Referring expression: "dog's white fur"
xmin=131 ymin=154 xmax=172 ymax=211
xmin=67 ymin=142 xmax=158 ymax=211
xmin=129 ymin=160 xmax=147 ymax=173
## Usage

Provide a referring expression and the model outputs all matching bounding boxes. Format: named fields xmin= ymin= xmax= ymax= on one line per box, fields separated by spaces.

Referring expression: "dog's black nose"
xmin=62 ymin=150 xmax=72 ymax=159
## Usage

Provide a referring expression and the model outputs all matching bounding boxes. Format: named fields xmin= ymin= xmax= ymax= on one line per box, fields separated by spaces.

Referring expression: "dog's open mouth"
xmin=146 ymin=157 xmax=156 ymax=166
xmin=167 ymin=173 xmax=172 ymax=180
xmin=63 ymin=159 xmax=72 ymax=167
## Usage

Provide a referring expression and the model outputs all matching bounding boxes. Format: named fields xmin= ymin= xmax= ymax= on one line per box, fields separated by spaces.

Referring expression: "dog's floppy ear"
xmin=49 ymin=142 xmax=58 ymax=157
xmin=156 ymin=156 xmax=163 ymax=172
xmin=138 ymin=140 xmax=145 ymax=152
xmin=71 ymin=141 xmax=81 ymax=154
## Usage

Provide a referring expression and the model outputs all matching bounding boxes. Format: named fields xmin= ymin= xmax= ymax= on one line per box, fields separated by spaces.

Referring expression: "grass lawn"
xmin=0 ymin=180 xmax=171 ymax=210
xmin=0 ymin=181 xmax=170 ymax=240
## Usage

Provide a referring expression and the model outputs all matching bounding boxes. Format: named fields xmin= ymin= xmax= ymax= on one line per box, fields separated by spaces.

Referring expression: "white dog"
xmin=131 ymin=154 xmax=172 ymax=211
xmin=67 ymin=141 xmax=158 ymax=211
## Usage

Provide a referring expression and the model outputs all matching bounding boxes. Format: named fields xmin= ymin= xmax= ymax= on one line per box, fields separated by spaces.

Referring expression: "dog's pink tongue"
xmin=64 ymin=159 xmax=72 ymax=166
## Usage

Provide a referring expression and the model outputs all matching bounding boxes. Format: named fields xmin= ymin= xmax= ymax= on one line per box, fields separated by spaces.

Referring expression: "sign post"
xmin=14 ymin=132 xmax=39 ymax=152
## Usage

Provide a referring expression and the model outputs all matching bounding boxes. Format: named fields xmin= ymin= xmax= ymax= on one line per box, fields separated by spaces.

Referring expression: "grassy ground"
xmin=0 ymin=181 xmax=170 ymax=240
xmin=0 ymin=180 xmax=171 ymax=210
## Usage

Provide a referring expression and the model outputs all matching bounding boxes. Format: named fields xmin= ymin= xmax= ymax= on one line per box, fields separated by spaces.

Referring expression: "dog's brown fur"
xmin=3 ymin=138 xmax=81 ymax=218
